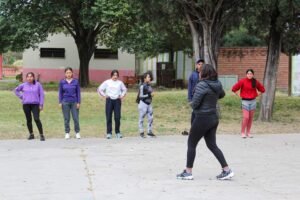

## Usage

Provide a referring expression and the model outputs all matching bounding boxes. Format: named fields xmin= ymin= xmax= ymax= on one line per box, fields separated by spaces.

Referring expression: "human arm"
xmin=120 ymin=82 xmax=127 ymax=99
xmin=76 ymin=81 xmax=81 ymax=108
xmin=97 ymin=81 xmax=108 ymax=98
xmin=232 ymin=79 xmax=243 ymax=96
xmin=58 ymin=80 xmax=63 ymax=105
xmin=187 ymin=74 xmax=193 ymax=102
xmin=191 ymin=82 xmax=207 ymax=110
xmin=139 ymin=85 xmax=149 ymax=99
xmin=14 ymin=84 xmax=24 ymax=100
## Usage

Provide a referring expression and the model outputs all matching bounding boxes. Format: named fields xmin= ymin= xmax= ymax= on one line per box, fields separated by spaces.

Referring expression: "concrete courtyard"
xmin=0 ymin=134 xmax=299 ymax=200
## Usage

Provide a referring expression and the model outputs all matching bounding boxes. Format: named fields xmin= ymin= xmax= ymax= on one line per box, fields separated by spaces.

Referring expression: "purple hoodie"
xmin=14 ymin=82 xmax=45 ymax=107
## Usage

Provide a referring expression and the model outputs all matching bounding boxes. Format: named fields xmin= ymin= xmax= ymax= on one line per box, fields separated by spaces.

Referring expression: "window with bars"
xmin=40 ymin=48 xmax=65 ymax=58
xmin=94 ymin=49 xmax=118 ymax=59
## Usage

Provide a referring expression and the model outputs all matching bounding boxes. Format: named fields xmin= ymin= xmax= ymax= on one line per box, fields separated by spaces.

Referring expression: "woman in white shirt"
xmin=97 ymin=70 xmax=127 ymax=139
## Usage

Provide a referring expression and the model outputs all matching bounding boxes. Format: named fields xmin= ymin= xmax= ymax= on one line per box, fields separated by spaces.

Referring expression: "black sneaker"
xmin=216 ymin=169 xmax=234 ymax=180
xmin=28 ymin=134 xmax=34 ymax=140
xmin=147 ymin=132 xmax=156 ymax=138
xmin=40 ymin=135 xmax=45 ymax=141
xmin=176 ymin=170 xmax=194 ymax=180
xmin=181 ymin=131 xmax=189 ymax=135
xmin=140 ymin=132 xmax=146 ymax=138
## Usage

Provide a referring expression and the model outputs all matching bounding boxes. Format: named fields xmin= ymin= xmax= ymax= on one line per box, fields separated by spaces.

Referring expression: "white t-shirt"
xmin=97 ymin=79 xmax=127 ymax=100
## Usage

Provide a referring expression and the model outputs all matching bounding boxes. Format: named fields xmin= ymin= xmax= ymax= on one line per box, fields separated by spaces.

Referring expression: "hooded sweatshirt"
xmin=14 ymin=82 xmax=45 ymax=107
xmin=191 ymin=79 xmax=225 ymax=115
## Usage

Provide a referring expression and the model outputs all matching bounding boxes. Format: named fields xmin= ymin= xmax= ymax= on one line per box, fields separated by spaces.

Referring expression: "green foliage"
xmin=245 ymin=0 xmax=300 ymax=54
xmin=107 ymin=0 xmax=192 ymax=57
xmin=2 ymin=51 xmax=22 ymax=65
xmin=15 ymin=73 xmax=22 ymax=82
xmin=222 ymin=27 xmax=265 ymax=47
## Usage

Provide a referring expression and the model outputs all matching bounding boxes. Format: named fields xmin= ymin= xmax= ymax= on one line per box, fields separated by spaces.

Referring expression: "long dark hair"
xmin=200 ymin=64 xmax=218 ymax=80
xmin=26 ymin=72 xmax=36 ymax=84
xmin=246 ymin=69 xmax=256 ymax=88
xmin=64 ymin=67 xmax=73 ymax=73
xmin=111 ymin=69 xmax=119 ymax=77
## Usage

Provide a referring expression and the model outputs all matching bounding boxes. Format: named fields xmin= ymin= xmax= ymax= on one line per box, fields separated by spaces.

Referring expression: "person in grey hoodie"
xmin=177 ymin=64 xmax=234 ymax=180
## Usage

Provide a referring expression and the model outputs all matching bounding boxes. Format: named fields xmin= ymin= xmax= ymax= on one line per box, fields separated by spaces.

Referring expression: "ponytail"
xmin=251 ymin=78 xmax=256 ymax=88
xmin=246 ymin=69 xmax=256 ymax=88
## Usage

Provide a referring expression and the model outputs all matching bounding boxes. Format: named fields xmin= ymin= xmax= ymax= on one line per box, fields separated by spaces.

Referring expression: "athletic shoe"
xmin=65 ymin=133 xmax=70 ymax=139
xmin=176 ymin=170 xmax=194 ymax=180
xmin=75 ymin=133 xmax=81 ymax=139
xmin=147 ymin=132 xmax=156 ymax=138
xmin=116 ymin=133 xmax=123 ymax=139
xmin=140 ymin=132 xmax=146 ymax=138
xmin=247 ymin=134 xmax=253 ymax=138
xmin=106 ymin=133 xmax=112 ymax=139
xmin=40 ymin=135 xmax=45 ymax=141
xmin=216 ymin=169 xmax=234 ymax=180
xmin=28 ymin=134 xmax=35 ymax=140
xmin=241 ymin=134 xmax=246 ymax=138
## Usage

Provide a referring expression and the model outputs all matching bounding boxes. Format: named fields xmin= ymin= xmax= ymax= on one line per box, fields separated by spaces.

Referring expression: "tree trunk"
xmin=71 ymin=28 xmax=97 ymax=87
xmin=169 ymin=49 xmax=174 ymax=63
xmin=202 ymin=22 xmax=218 ymax=69
xmin=258 ymin=7 xmax=281 ymax=122
xmin=78 ymin=49 xmax=91 ymax=87
xmin=75 ymin=40 xmax=95 ymax=87
xmin=184 ymin=10 xmax=202 ymax=60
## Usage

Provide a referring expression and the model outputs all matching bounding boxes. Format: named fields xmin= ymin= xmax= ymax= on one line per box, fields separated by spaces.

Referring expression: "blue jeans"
xmin=62 ymin=102 xmax=80 ymax=133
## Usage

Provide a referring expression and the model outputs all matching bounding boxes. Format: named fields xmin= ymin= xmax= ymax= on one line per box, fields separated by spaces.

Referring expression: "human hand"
xmin=77 ymin=103 xmax=80 ymax=109
xmin=102 ymin=95 xmax=109 ymax=100
xmin=119 ymin=96 xmax=125 ymax=101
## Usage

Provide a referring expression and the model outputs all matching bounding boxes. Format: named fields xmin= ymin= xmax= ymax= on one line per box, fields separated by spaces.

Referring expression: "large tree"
xmin=0 ymin=0 xmax=132 ymax=87
xmin=108 ymin=0 xmax=192 ymax=62
xmin=246 ymin=0 xmax=300 ymax=121
xmin=176 ymin=0 xmax=244 ymax=68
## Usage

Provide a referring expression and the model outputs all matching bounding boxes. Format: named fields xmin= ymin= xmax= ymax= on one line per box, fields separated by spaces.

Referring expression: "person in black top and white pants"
xmin=137 ymin=71 xmax=156 ymax=138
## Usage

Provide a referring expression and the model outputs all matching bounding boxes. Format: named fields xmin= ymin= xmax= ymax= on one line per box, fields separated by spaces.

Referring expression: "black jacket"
xmin=139 ymin=83 xmax=153 ymax=105
xmin=191 ymin=79 xmax=225 ymax=115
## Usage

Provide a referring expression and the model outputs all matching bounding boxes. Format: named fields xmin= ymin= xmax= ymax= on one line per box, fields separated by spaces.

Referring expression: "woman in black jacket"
xmin=177 ymin=64 xmax=234 ymax=180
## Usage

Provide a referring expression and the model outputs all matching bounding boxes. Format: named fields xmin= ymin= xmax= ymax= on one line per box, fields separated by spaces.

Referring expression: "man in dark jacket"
xmin=182 ymin=59 xmax=204 ymax=135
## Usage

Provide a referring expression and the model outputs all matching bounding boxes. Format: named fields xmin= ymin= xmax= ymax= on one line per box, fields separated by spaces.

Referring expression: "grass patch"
xmin=0 ymin=90 xmax=299 ymax=139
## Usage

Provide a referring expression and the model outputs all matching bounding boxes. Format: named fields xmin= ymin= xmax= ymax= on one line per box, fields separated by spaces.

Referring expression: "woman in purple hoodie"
xmin=58 ymin=67 xmax=81 ymax=139
xmin=14 ymin=72 xmax=45 ymax=141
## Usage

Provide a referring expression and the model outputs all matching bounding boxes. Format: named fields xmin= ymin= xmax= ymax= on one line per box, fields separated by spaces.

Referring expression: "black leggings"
xmin=23 ymin=104 xmax=43 ymax=135
xmin=186 ymin=114 xmax=228 ymax=168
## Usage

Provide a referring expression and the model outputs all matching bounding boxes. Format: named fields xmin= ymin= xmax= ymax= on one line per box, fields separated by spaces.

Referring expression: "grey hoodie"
xmin=191 ymin=79 xmax=225 ymax=115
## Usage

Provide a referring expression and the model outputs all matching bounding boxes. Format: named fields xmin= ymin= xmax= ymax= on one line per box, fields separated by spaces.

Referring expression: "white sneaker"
xmin=65 ymin=133 xmax=70 ymax=139
xmin=75 ymin=133 xmax=81 ymax=139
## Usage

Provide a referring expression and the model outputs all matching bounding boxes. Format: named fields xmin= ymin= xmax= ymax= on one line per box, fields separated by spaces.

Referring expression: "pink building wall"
xmin=22 ymin=68 xmax=135 ymax=83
